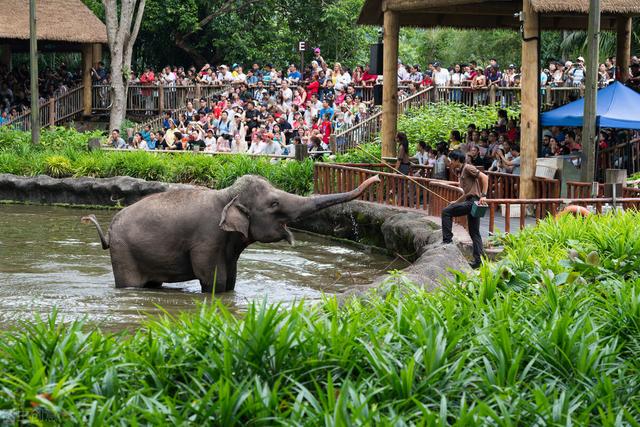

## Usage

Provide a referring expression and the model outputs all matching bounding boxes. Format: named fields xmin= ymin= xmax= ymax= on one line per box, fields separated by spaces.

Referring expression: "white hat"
xmin=577 ymin=56 xmax=585 ymax=62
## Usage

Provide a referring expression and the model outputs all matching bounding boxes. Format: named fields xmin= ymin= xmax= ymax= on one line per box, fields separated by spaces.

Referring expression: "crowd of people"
xmin=0 ymin=63 xmax=81 ymax=125
xmin=106 ymin=89 xmax=360 ymax=159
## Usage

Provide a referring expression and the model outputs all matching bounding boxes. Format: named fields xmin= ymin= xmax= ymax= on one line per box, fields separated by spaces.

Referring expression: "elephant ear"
xmin=219 ymin=195 xmax=250 ymax=239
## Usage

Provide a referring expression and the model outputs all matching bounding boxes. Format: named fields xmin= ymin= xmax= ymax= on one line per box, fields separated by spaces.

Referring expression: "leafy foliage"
xmin=1 ymin=213 xmax=640 ymax=423
xmin=398 ymin=103 xmax=520 ymax=146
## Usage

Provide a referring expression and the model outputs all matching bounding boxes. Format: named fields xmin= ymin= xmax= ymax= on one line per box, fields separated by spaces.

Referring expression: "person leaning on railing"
xmin=441 ymin=150 xmax=489 ymax=269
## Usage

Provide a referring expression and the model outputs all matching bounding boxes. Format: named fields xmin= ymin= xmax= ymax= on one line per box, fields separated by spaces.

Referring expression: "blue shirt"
xmin=147 ymin=139 xmax=157 ymax=150
xmin=140 ymin=130 xmax=151 ymax=143
xmin=288 ymin=71 xmax=301 ymax=81
xmin=318 ymin=107 xmax=334 ymax=121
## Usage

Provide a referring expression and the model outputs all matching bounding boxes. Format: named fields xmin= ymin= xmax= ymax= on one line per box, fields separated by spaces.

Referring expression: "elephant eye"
xmin=271 ymin=201 xmax=279 ymax=208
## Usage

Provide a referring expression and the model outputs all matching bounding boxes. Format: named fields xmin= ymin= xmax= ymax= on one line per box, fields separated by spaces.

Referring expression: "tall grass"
xmin=1 ymin=212 xmax=640 ymax=424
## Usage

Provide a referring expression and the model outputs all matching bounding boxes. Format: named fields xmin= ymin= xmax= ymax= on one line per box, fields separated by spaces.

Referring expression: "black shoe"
xmin=470 ymin=261 xmax=482 ymax=269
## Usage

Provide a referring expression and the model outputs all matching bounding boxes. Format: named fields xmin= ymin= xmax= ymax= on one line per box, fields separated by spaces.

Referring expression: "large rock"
xmin=292 ymin=200 xmax=471 ymax=292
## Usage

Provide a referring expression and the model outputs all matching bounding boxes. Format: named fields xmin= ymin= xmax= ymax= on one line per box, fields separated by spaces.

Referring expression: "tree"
xmin=103 ymin=0 xmax=146 ymax=131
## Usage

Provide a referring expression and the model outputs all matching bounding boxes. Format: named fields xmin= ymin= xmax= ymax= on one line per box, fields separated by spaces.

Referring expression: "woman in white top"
xmin=414 ymin=141 xmax=430 ymax=165
xmin=231 ymin=134 xmax=248 ymax=153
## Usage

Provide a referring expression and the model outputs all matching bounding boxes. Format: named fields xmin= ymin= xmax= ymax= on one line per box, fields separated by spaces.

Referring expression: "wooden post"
xmin=48 ymin=97 xmax=55 ymax=127
xmin=489 ymin=84 xmax=496 ymax=105
xmin=195 ymin=84 xmax=202 ymax=99
xmin=82 ymin=44 xmax=93 ymax=117
xmin=519 ymin=0 xmax=539 ymax=199
xmin=29 ymin=0 xmax=40 ymax=143
xmin=158 ymin=85 xmax=164 ymax=117
xmin=92 ymin=43 xmax=102 ymax=66
xmin=616 ymin=17 xmax=632 ymax=83
xmin=580 ymin=0 xmax=600 ymax=183
xmin=381 ymin=9 xmax=399 ymax=159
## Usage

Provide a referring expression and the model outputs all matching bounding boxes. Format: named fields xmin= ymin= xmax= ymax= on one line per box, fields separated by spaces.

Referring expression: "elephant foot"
xmin=144 ymin=281 xmax=163 ymax=289
xmin=200 ymin=280 xmax=227 ymax=294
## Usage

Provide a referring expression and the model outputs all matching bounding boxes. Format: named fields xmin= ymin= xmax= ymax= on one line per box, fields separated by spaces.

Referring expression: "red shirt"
xmin=320 ymin=120 xmax=332 ymax=143
xmin=362 ymin=72 xmax=377 ymax=85
xmin=307 ymin=80 xmax=320 ymax=97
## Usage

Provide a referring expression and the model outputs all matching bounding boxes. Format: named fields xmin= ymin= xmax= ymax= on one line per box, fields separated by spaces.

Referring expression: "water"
xmin=0 ymin=205 xmax=405 ymax=330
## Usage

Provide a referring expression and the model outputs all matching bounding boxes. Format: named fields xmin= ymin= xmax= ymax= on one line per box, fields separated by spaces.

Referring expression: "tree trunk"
xmin=109 ymin=67 xmax=127 ymax=131
xmin=103 ymin=0 xmax=145 ymax=131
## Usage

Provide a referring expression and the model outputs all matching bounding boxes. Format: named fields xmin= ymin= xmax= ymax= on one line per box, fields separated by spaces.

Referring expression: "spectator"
xmin=108 ymin=129 xmax=126 ymax=149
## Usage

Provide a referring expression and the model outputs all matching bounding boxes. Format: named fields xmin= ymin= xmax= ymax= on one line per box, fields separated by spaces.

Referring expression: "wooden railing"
xmin=92 ymin=83 xmax=230 ymax=116
xmin=331 ymin=87 xmax=434 ymax=154
xmin=2 ymin=86 xmax=84 ymax=131
xmin=314 ymin=162 xmax=466 ymax=225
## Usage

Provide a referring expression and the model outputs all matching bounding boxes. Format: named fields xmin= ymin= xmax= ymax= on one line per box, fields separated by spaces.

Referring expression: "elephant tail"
xmin=81 ymin=214 xmax=110 ymax=250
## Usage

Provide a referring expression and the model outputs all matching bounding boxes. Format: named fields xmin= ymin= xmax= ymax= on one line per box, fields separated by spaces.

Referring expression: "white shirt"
xmin=450 ymin=72 xmax=463 ymax=85
xmin=434 ymin=69 xmax=450 ymax=86
xmin=204 ymin=136 xmax=216 ymax=151
xmin=397 ymin=66 xmax=410 ymax=82
xmin=231 ymin=138 xmax=248 ymax=153
xmin=335 ymin=72 xmax=351 ymax=90
xmin=281 ymin=88 xmax=293 ymax=107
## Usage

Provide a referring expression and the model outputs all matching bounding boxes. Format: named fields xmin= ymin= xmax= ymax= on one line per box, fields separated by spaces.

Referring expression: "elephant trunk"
xmin=290 ymin=175 xmax=381 ymax=220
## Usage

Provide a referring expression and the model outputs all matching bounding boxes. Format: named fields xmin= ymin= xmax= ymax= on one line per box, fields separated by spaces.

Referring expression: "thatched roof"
xmin=0 ymin=0 xmax=107 ymax=44
xmin=358 ymin=0 xmax=639 ymax=30
xmin=531 ymin=0 xmax=640 ymax=14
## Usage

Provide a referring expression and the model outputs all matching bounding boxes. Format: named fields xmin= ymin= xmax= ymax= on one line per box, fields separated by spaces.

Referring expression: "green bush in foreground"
xmin=1 ymin=213 xmax=640 ymax=425
xmin=0 ymin=127 xmax=314 ymax=195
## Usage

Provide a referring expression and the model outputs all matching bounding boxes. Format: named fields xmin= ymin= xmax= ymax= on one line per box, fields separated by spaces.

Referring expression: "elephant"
xmin=82 ymin=174 xmax=380 ymax=293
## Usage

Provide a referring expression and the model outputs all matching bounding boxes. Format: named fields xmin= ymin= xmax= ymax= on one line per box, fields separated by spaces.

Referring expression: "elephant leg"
xmin=111 ymin=254 xmax=146 ymax=288
xmin=191 ymin=250 xmax=227 ymax=293
xmin=225 ymin=261 xmax=238 ymax=291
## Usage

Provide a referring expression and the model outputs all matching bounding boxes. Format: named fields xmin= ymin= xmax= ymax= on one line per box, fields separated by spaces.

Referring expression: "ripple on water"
xmin=0 ymin=204 xmax=407 ymax=330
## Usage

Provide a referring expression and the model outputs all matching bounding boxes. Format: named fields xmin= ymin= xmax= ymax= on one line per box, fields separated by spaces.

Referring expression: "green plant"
xmin=398 ymin=103 xmax=521 ymax=146
xmin=44 ymin=155 xmax=73 ymax=178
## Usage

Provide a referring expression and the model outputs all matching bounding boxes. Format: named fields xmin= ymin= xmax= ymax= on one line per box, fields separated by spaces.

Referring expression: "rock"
xmin=0 ymin=174 xmax=197 ymax=207
xmin=293 ymin=199 xmax=471 ymax=293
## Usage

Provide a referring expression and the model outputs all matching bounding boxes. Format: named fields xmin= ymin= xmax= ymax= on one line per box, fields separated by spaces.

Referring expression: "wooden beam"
xmin=92 ymin=43 xmax=103 ymax=67
xmin=520 ymin=0 xmax=539 ymax=199
xmin=616 ymin=16 xmax=632 ymax=82
xmin=382 ymin=9 xmax=399 ymax=159
xmin=82 ymin=43 xmax=92 ymax=117
xmin=580 ymin=0 xmax=600 ymax=183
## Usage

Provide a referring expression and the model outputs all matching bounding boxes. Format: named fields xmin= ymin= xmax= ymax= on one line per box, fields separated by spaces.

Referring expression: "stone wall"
xmin=0 ymin=174 xmax=194 ymax=207
xmin=0 ymin=174 xmax=470 ymax=292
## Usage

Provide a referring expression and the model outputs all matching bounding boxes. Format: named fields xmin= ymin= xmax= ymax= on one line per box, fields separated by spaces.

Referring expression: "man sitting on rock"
xmin=441 ymin=150 xmax=489 ymax=269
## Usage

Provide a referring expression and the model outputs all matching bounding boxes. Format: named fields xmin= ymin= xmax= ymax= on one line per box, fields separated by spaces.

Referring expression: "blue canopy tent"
xmin=541 ymin=82 xmax=640 ymax=130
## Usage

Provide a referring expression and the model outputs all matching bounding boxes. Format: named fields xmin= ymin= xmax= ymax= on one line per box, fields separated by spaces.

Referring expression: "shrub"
xmin=398 ymin=103 xmax=521 ymax=145
xmin=44 ymin=155 xmax=73 ymax=178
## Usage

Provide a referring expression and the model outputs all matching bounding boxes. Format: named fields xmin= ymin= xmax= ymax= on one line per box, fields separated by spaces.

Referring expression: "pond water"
xmin=0 ymin=205 xmax=405 ymax=330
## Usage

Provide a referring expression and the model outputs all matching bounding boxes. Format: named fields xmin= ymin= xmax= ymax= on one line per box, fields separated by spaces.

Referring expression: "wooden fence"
xmin=3 ymin=85 xmax=85 ymax=131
